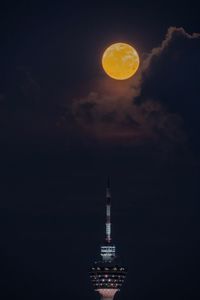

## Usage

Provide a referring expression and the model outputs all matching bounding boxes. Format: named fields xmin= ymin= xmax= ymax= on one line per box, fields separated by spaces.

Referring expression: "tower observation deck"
xmin=90 ymin=179 xmax=127 ymax=300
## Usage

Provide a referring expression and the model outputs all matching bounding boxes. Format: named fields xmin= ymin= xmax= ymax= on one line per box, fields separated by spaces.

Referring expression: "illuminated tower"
xmin=90 ymin=179 xmax=127 ymax=300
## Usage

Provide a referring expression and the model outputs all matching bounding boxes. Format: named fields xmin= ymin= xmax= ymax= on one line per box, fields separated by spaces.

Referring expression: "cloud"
xmin=137 ymin=27 xmax=200 ymax=153
xmin=66 ymin=26 xmax=200 ymax=153
xmin=141 ymin=27 xmax=200 ymax=72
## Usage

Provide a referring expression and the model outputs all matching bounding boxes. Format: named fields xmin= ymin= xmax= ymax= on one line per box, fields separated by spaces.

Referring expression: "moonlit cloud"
xmin=68 ymin=27 xmax=200 ymax=150
xmin=141 ymin=27 xmax=200 ymax=72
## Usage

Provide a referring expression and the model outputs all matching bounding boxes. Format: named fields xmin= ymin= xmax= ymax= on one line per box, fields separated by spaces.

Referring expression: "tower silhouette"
xmin=90 ymin=179 xmax=127 ymax=300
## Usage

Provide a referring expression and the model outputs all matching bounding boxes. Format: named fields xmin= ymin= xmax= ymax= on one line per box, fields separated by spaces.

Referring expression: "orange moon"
xmin=102 ymin=43 xmax=140 ymax=80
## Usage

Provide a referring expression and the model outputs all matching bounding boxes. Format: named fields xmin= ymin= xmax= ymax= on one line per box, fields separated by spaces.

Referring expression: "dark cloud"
xmin=137 ymin=27 xmax=200 ymax=153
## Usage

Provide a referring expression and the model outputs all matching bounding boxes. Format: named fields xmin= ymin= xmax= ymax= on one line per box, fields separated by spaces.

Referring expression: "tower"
xmin=90 ymin=179 xmax=127 ymax=300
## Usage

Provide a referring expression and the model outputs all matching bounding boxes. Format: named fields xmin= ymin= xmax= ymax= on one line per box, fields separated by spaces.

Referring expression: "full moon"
xmin=102 ymin=42 xmax=140 ymax=80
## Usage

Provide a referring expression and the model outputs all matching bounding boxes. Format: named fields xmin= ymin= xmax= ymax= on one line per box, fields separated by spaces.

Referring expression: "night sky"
xmin=0 ymin=1 xmax=200 ymax=299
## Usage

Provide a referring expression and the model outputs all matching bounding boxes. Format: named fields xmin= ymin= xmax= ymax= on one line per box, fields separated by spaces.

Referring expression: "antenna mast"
xmin=106 ymin=177 xmax=111 ymax=243
xmin=100 ymin=177 xmax=116 ymax=262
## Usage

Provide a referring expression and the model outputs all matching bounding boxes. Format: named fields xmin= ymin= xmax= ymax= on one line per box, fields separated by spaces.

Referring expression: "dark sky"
xmin=0 ymin=1 xmax=200 ymax=299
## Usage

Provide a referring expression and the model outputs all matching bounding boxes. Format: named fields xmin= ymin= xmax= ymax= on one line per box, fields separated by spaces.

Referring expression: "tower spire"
xmin=106 ymin=177 xmax=111 ymax=243
xmin=100 ymin=177 xmax=115 ymax=262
